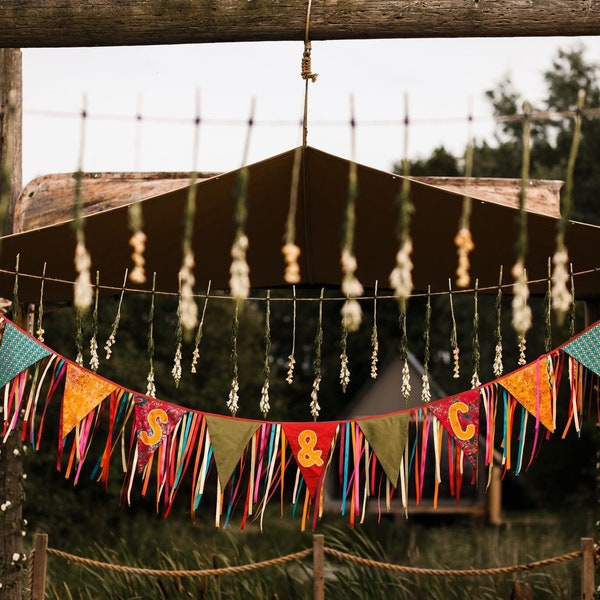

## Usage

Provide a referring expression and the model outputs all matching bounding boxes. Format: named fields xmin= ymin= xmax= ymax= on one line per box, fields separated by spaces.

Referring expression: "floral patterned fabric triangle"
xmin=0 ymin=319 xmax=51 ymax=389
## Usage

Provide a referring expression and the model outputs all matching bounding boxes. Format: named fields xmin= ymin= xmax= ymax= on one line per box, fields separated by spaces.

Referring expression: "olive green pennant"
xmin=358 ymin=413 xmax=409 ymax=487
xmin=205 ymin=415 xmax=261 ymax=489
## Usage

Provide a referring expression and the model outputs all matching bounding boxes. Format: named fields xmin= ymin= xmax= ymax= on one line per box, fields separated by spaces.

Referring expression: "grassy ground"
xmin=29 ymin=505 xmax=594 ymax=600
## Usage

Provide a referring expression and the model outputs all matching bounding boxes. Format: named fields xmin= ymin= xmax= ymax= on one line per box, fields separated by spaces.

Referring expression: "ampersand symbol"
xmin=139 ymin=408 xmax=168 ymax=446
xmin=297 ymin=429 xmax=324 ymax=468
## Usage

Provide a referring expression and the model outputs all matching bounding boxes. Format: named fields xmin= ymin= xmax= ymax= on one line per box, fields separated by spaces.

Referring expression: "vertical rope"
xmin=146 ymin=273 xmax=157 ymax=398
xmin=552 ymin=89 xmax=585 ymax=324
xmin=36 ymin=262 xmax=46 ymax=342
xmin=455 ymin=98 xmax=475 ymax=288
xmin=471 ymin=279 xmax=481 ymax=388
xmin=448 ymin=279 xmax=460 ymax=379
xmin=104 ymin=269 xmax=128 ymax=360
xmin=310 ymin=288 xmax=324 ymax=420
xmin=191 ymin=281 xmax=211 ymax=374
xmin=301 ymin=0 xmax=318 ymax=147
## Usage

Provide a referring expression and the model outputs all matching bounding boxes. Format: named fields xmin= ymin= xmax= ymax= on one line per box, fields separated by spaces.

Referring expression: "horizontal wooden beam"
xmin=1 ymin=1 xmax=600 ymax=48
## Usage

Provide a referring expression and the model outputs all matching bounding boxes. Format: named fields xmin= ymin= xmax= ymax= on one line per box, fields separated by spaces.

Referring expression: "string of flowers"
xmin=10 ymin=254 xmax=19 ymax=324
xmin=340 ymin=96 xmax=364 ymax=332
xmin=370 ymin=280 xmax=379 ymax=379
xmin=89 ymin=271 xmax=100 ymax=372
xmin=227 ymin=300 xmax=240 ymax=416
xmin=260 ymin=291 xmax=272 ymax=418
xmin=286 ymin=285 xmax=297 ymax=384
xmin=171 ymin=278 xmax=183 ymax=388
xmin=191 ymin=280 xmax=211 ymax=374
xmin=310 ymin=289 xmax=324 ymax=420
xmin=177 ymin=94 xmax=202 ymax=337
xmin=146 ymin=273 xmax=157 ymax=398
xmin=471 ymin=279 xmax=481 ymax=388
xmin=389 ymin=94 xmax=414 ymax=308
xmin=229 ymin=100 xmax=255 ymax=301
xmin=448 ymin=279 xmax=460 ymax=379
xmin=36 ymin=262 xmax=46 ymax=342
xmin=544 ymin=258 xmax=552 ymax=354
xmin=104 ymin=269 xmax=128 ymax=360
xmin=455 ymin=106 xmax=475 ymax=288
xmin=400 ymin=305 xmax=411 ymax=402
xmin=511 ymin=100 xmax=533 ymax=347
xmin=552 ymin=89 xmax=585 ymax=325
xmin=568 ymin=264 xmax=576 ymax=338
xmin=75 ymin=308 xmax=84 ymax=366
xmin=339 ymin=300 xmax=350 ymax=393
xmin=128 ymin=96 xmax=147 ymax=285
xmin=493 ymin=267 xmax=504 ymax=378
xmin=73 ymin=99 xmax=93 ymax=311
xmin=421 ymin=286 xmax=432 ymax=403
xmin=282 ymin=146 xmax=303 ymax=285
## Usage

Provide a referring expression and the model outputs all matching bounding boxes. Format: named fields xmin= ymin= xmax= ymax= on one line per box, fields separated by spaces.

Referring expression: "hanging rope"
xmin=301 ymin=0 xmax=318 ymax=147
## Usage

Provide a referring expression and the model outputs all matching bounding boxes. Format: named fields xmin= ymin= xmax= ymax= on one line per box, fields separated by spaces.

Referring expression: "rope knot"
xmin=301 ymin=43 xmax=318 ymax=83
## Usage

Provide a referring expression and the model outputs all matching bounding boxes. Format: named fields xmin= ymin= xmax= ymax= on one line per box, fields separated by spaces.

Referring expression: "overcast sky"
xmin=20 ymin=36 xmax=600 ymax=185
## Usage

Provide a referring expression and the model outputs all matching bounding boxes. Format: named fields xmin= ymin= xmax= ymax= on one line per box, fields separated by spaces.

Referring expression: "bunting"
xmin=0 ymin=314 xmax=597 ymax=530
xmin=428 ymin=389 xmax=480 ymax=470
xmin=62 ymin=363 xmax=117 ymax=438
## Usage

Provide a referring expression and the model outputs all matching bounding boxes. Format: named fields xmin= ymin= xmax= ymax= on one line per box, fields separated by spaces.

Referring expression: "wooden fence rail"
xmin=28 ymin=532 xmax=596 ymax=599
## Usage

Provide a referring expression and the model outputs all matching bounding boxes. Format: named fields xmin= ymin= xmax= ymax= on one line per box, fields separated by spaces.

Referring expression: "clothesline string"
xmin=0 ymin=265 xmax=594 ymax=303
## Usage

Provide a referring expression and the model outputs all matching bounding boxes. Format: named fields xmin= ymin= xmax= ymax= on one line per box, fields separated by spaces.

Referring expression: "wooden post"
xmin=1 ymin=1 xmax=600 ymax=47
xmin=30 ymin=533 xmax=48 ymax=600
xmin=486 ymin=466 xmax=502 ymax=526
xmin=313 ymin=534 xmax=324 ymax=600
xmin=581 ymin=537 xmax=595 ymax=600
xmin=0 ymin=46 xmax=23 ymax=600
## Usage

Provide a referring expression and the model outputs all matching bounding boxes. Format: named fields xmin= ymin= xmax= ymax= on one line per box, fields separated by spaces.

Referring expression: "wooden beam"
xmin=1 ymin=1 xmax=600 ymax=48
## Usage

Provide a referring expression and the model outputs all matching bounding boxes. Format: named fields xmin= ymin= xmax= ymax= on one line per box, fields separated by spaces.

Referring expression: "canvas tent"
xmin=1 ymin=145 xmax=599 ymax=303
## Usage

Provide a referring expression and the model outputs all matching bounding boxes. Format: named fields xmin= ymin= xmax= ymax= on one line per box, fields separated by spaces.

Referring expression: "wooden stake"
xmin=313 ymin=534 xmax=325 ymax=600
xmin=30 ymin=533 xmax=48 ymax=600
xmin=581 ymin=537 xmax=595 ymax=600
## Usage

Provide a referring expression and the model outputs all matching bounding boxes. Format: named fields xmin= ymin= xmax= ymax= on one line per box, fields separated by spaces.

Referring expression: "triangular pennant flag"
xmin=62 ymin=363 xmax=117 ymax=437
xmin=205 ymin=415 xmax=261 ymax=489
xmin=499 ymin=360 xmax=554 ymax=432
xmin=562 ymin=321 xmax=600 ymax=376
xmin=134 ymin=396 xmax=188 ymax=470
xmin=282 ymin=422 xmax=339 ymax=498
xmin=428 ymin=390 xmax=480 ymax=469
xmin=0 ymin=319 xmax=51 ymax=389
xmin=358 ymin=413 xmax=409 ymax=487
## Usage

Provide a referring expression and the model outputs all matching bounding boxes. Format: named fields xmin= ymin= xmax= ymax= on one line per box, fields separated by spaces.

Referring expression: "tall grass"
xmin=36 ymin=508 xmax=592 ymax=599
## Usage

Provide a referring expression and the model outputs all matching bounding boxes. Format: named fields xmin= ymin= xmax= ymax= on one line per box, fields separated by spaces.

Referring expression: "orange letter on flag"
xmin=448 ymin=401 xmax=475 ymax=441
xmin=139 ymin=408 xmax=168 ymax=446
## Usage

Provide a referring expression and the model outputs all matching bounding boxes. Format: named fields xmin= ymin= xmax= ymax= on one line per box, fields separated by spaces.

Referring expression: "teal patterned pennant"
xmin=562 ymin=321 xmax=600 ymax=376
xmin=0 ymin=320 xmax=51 ymax=389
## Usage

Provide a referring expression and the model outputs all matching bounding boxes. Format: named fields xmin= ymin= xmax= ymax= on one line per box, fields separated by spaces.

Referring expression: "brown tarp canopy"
xmin=0 ymin=145 xmax=599 ymax=304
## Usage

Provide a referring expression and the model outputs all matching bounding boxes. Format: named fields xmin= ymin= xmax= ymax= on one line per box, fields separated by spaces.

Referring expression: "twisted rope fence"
xmin=28 ymin=532 xmax=597 ymax=600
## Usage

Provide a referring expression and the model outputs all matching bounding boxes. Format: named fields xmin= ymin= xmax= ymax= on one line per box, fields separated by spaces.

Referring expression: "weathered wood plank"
xmin=1 ymin=1 xmax=599 ymax=48
xmin=15 ymin=172 xmax=216 ymax=233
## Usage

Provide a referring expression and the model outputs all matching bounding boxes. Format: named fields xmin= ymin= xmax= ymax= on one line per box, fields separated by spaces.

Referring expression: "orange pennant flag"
xmin=62 ymin=363 xmax=117 ymax=438
xmin=499 ymin=359 xmax=554 ymax=432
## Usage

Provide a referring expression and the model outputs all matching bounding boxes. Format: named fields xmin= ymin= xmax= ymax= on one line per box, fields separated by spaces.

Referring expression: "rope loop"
xmin=301 ymin=42 xmax=318 ymax=83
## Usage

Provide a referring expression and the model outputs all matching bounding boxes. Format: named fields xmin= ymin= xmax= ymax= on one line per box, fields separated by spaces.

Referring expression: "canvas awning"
xmin=0 ymin=145 xmax=599 ymax=304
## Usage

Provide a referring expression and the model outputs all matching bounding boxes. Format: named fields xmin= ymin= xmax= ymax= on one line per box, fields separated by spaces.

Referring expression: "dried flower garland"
xmin=286 ymin=286 xmax=297 ymax=385
xmin=104 ymin=269 xmax=128 ymax=360
xmin=448 ymin=279 xmax=460 ymax=379
xmin=146 ymin=273 xmax=157 ymax=398
xmin=370 ymin=281 xmax=379 ymax=379
xmin=471 ymin=280 xmax=481 ymax=389
xmin=282 ymin=146 xmax=303 ymax=285
xmin=191 ymin=281 xmax=211 ymax=374
xmin=493 ymin=267 xmax=504 ymax=378
xmin=310 ymin=289 xmax=324 ymax=420
xmin=36 ymin=263 xmax=46 ymax=342
xmin=227 ymin=300 xmax=241 ymax=416
xmin=172 ymin=279 xmax=183 ymax=388
xmin=389 ymin=96 xmax=414 ymax=306
xmin=89 ymin=271 xmax=100 ymax=372
xmin=552 ymin=89 xmax=585 ymax=324
xmin=421 ymin=287 xmax=432 ymax=403
xmin=399 ymin=306 xmax=411 ymax=402
xmin=260 ymin=291 xmax=272 ymax=418
xmin=339 ymin=301 xmax=350 ymax=393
